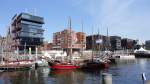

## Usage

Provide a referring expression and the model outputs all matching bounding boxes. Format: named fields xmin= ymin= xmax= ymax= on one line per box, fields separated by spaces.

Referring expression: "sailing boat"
xmin=0 ymin=46 xmax=33 ymax=71
xmin=49 ymin=17 xmax=80 ymax=70
xmin=80 ymin=27 xmax=109 ymax=69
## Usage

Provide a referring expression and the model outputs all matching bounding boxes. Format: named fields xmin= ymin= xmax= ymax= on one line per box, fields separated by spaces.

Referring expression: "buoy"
xmin=102 ymin=73 xmax=112 ymax=84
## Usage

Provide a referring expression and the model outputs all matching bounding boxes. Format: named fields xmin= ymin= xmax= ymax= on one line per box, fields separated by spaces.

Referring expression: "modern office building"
xmin=10 ymin=13 xmax=44 ymax=52
xmin=110 ymin=36 xmax=122 ymax=51
xmin=86 ymin=34 xmax=111 ymax=51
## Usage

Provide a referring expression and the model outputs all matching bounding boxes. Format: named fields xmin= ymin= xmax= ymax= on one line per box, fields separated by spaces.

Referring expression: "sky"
xmin=0 ymin=0 xmax=150 ymax=43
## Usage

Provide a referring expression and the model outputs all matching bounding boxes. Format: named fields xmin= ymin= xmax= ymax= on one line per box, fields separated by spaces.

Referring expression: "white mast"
xmin=98 ymin=27 xmax=100 ymax=55
xmin=106 ymin=27 xmax=110 ymax=51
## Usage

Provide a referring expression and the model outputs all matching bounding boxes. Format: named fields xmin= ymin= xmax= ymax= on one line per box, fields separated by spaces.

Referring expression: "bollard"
xmin=102 ymin=73 xmax=112 ymax=84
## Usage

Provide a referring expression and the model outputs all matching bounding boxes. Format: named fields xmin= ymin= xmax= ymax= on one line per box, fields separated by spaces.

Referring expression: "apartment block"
xmin=53 ymin=28 xmax=86 ymax=52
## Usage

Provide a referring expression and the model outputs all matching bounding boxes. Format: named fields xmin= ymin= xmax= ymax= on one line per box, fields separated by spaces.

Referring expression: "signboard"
xmin=96 ymin=39 xmax=102 ymax=44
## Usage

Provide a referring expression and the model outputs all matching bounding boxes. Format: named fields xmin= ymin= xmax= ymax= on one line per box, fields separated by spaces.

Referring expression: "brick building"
xmin=121 ymin=38 xmax=137 ymax=50
xmin=53 ymin=28 xmax=86 ymax=53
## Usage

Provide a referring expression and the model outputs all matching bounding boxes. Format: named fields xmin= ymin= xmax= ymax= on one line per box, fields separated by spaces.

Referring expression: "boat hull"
xmin=0 ymin=60 xmax=34 ymax=71
xmin=80 ymin=62 xmax=109 ymax=70
xmin=135 ymin=53 xmax=150 ymax=58
xmin=49 ymin=63 xmax=80 ymax=70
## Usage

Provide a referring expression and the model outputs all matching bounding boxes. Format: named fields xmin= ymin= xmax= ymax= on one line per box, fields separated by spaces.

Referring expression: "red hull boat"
xmin=49 ymin=62 xmax=80 ymax=70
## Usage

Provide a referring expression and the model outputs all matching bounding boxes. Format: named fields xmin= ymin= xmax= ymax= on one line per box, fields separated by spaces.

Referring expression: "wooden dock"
xmin=0 ymin=63 xmax=33 ymax=71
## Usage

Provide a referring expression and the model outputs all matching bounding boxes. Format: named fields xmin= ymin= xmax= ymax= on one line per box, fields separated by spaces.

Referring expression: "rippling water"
xmin=0 ymin=58 xmax=150 ymax=84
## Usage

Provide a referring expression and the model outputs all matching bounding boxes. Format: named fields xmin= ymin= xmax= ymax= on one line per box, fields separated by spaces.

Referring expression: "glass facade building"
xmin=11 ymin=13 xmax=44 ymax=52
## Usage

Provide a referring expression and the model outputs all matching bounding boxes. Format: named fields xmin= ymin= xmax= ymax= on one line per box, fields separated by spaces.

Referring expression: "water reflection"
xmin=49 ymin=69 xmax=78 ymax=82
xmin=109 ymin=58 xmax=150 ymax=84
xmin=49 ymin=70 xmax=79 ymax=84
xmin=0 ymin=68 xmax=50 ymax=84
xmin=49 ymin=69 xmax=102 ymax=84
xmin=0 ymin=58 xmax=149 ymax=84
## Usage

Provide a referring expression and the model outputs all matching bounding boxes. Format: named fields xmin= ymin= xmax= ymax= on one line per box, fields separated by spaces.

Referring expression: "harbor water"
xmin=0 ymin=58 xmax=149 ymax=84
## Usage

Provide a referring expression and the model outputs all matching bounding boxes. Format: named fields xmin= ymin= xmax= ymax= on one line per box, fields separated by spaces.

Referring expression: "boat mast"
xmin=81 ymin=20 xmax=84 ymax=57
xmin=107 ymin=27 xmax=108 ymax=38
xmin=106 ymin=27 xmax=109 ymax=51
xmin=92 ymin=26 xmax=94 ymax=62
xmin=68 ymin=17 xmax=72 ymax=62
xmin=98 ymin=28 xmax=100 ymax=56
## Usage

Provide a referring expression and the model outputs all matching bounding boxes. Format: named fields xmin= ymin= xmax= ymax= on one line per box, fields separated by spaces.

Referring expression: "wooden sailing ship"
xmin=80 ymin=27 xmax=109 ymax=70
xmin=48 ymin=17 xmax=80 ymax=70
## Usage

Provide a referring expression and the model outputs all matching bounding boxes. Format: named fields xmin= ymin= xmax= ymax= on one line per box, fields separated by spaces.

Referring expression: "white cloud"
xmin=68 ymin=0 xmax=150 ymax=41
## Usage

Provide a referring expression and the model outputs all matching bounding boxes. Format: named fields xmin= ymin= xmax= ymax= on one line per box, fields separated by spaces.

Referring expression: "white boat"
xmin=134 ymin=47 xmax=150 ymax=58
xmin=112 ymin=50 xmax=135 ymax=59
xmin=114 ymin=54 xmax=135 ymax=59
